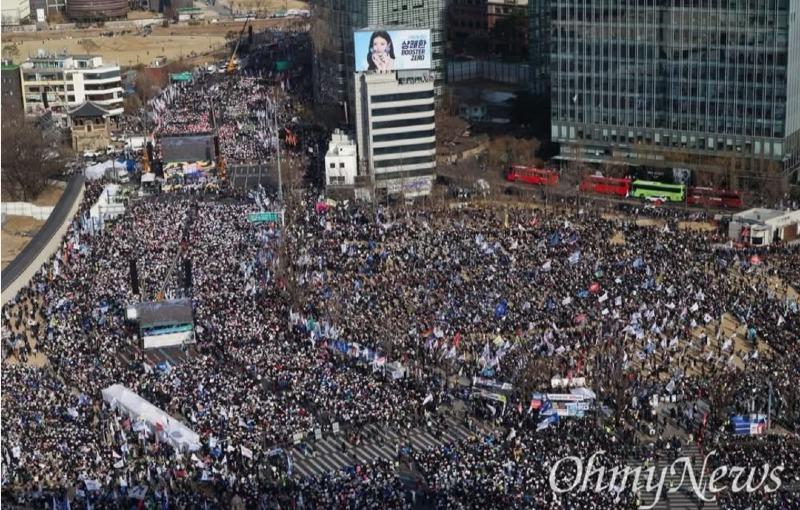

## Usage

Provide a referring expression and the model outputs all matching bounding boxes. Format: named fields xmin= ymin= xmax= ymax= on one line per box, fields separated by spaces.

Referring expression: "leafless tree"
xmin=1 ymin=120 xmax=64 ymax=201
xmin=135 ymin=71 xmax=161 ymax=103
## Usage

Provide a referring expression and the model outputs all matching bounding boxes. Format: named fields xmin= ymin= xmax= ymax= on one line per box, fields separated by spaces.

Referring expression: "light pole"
xmin=272 ymin=94 xmax=283 ymax=202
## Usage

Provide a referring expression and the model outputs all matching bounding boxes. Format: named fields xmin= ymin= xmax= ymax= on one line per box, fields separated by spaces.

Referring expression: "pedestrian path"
xmin=632 ymin=444 xmax=720 ymax=510
xmin=289 ymin=415 xmax=485 ymax=478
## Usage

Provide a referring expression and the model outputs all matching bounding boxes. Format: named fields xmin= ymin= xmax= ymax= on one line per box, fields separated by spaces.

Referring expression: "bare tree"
xmin=124 ymin=93 xmax=143 ymax=115
xmin=134 ymin=71 xmax=161 ymax=103
xmin=1 ymin=120 xmax=64 ymax=201
xmin=2 ymin=43 xmax=20 ymax=59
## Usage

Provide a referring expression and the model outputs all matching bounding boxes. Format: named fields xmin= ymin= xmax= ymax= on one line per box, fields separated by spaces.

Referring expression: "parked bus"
xmin=579 ymin=175 xmax=632 ymax=197
xmin=505 ymin=165 xmax=559 ymax=186
xmin=629 ymin=180 xmax=686 ymax=202
xmin=687 ymin=187 xmax=743 ymax=209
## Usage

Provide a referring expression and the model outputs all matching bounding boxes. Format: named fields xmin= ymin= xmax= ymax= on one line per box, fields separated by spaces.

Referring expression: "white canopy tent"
xmin=89 ymin=184 xmax=126 ymax=221
xmin=84 ymin=160 xmax=117 ymax=181
xmin=101 ymin=384 xmax=201 ymax=452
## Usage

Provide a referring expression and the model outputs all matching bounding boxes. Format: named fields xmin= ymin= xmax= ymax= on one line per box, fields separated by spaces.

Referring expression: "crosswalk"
xmin=633 ymin=444 xmax=720 ymax=510
xmin=289 ymin=415 xmax=483 ymax=479
xmin=116 ymin=344 xmax=198 ymax=367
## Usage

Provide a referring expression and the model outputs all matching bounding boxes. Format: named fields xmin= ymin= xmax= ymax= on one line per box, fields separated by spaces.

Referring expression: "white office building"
xmin=325 ymin=129 xmax=358 ymax=188
xmin=354 ymin=70 xmax=436 ymax=198
xmin=1 ymin=0 xmax=29 ymax=24
xmin=20 ymin=53 xmax=124 ymax=122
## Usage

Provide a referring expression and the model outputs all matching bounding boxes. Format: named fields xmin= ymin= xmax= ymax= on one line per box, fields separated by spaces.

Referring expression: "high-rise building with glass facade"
xmin=547 ymin=1 xmax=800 ymax=185
xmin=310 ymin=0 xmax=446 ymax=121
xmin=528 ymin=0 xmax=550 ymax=95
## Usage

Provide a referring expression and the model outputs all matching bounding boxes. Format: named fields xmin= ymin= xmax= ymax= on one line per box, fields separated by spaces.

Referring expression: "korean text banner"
xmin=354 ymin=29 xmax=432 ymax=72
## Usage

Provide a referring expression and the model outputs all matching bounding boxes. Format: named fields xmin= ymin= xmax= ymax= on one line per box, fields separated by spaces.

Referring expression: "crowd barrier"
xmin=1 ymin=202 xmax=56 ymax=221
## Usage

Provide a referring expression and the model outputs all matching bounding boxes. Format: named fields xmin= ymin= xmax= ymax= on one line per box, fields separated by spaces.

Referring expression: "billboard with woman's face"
xmin=353 ymin=29 xmax=432 ymax=72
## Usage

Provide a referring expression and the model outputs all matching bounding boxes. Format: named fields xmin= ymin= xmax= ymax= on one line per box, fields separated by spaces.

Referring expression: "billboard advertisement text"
xmin=354 ymin=29 xmax=432 ymax=72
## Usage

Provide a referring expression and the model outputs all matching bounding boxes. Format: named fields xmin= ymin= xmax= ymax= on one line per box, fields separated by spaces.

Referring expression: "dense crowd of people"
xmin=4 ymin=28 xmax=799 ymax=507
xmin=3 ymin=183 xmax=798 ymax=508
xmin=137 ymin=31 xmax=311 ymax=167
xmin=286 ymin=200 xmax=800 ymax=430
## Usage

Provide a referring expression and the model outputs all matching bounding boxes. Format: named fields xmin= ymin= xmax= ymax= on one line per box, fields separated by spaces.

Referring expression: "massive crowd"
xmin=4 ymin=28 xmax=800 ymax=508
xmin=3 ymin=183 xmax=798 ymax=508
xmin=138 ymin=31 xmax=310 ymax=167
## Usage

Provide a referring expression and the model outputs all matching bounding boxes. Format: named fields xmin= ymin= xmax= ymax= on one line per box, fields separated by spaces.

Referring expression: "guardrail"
xmin=1 ymin=176 xmax=85 ymax=305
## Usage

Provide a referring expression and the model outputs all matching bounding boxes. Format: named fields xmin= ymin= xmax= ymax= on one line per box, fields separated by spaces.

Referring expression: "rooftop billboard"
xmin=354 ymin=29 xmax=432 ymax=72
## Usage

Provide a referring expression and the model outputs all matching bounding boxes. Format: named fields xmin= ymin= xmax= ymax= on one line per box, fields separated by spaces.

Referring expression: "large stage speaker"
xmin=129 ymin=259 xmax=139 ymax=295
xmin=184 ymin=259 xmax=192 ymax=289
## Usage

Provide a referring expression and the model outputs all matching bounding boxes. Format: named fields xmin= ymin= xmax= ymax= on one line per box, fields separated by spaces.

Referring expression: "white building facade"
xmin=0 ymin=0 xmax=30 ymax=25
xmin=354 ymin=70 xmax=436 ymax=198
xmin=729 ymin=208 xmax=800 ymax=246
xmin=325 ymin=129 xmax=358 ymax=188
xmin=20 ymin=54 xmax=124 ymax=121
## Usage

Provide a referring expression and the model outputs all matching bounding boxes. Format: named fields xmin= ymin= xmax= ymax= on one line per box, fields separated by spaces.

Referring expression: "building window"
xmin=373 ymin=114 xmax=434 ymax=129
xmin=329 ymin=162 xmax=336 ymax=168
xmin=373 ymin=141 xmax=436 ymax=155
xmin=371 ymin=90 xmax=435 ymax=103
xmin=374 ymin=155 xmax=435 ymax=168
xmin=373 ymin=129 xmax=435 ymax=142
xmin=371 ymin=103 xmax=434 ymax=116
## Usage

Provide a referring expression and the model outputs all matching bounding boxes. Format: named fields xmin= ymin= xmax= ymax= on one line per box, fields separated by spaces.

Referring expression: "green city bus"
xmin=630 ymin=180 xmax=686 ymax=202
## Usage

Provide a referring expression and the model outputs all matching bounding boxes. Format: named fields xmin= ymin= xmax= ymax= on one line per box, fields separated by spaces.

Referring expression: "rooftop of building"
xmin=21 ymin=54 xmax=113 ymax=69
xmin=68 ymin=101 xmax=111 ymax=118
xmin=1 ymin=61 xmax=20 ymax=70
xmin=357 ymin=25 xmax=417 ymax=32
xmin=28 ymin=54 xmax=99 ymax=61
xmin=326 ymin=129 xmax=357 ymax=157
xmin=733 ymin=208 xmax=795 ymax=223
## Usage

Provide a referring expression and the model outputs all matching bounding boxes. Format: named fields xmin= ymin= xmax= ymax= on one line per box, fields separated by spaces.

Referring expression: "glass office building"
xmin=311 ymin=0 xmax=446 ymax=118
xmin=548 ymin=0 xmax=800 ymax=184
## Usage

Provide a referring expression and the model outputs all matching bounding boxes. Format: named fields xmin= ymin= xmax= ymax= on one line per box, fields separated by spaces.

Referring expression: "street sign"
xmin=247 ymin=211 xmax=282 ymax=224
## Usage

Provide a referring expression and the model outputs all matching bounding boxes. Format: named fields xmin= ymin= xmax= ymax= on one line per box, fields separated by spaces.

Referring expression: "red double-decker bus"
xmin=505 ymin=165 xmax=559 ymax=186
xmin=686 ymin=187 xmax=743 ymax=209
xmin=579 ymin=175 xmax=632 ymax=197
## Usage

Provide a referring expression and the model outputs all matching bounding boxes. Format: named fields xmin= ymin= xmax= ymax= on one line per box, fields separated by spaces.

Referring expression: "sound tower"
xmin=184 ymin=259 xmax=192 ymax=289
xmin=129 ymin=259 xmax=139 ymax=295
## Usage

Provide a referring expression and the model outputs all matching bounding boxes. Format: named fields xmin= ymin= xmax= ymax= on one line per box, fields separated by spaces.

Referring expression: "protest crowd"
xmin=3 ymin=30 xmax=799 ymax=510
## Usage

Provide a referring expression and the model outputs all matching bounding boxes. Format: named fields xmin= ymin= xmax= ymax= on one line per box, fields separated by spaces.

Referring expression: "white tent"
xmin=90 ymin=184 xmax=125 ymax=221
xmin=101 ymin=384 xmax=201 ymax=452
xmin=84 ymin=160 xmax=117 ymax=180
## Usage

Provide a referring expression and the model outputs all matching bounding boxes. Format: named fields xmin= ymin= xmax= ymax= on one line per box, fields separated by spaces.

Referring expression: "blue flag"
xmin=568 ymin=251 xmax=580 ymax=265
xmin=494 ymin=299 xmax=508 ymax=319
